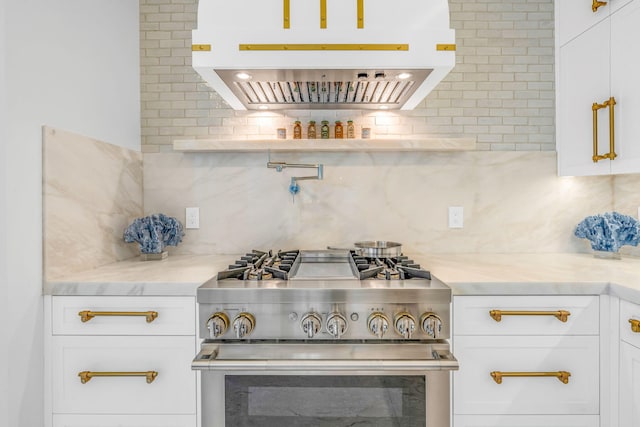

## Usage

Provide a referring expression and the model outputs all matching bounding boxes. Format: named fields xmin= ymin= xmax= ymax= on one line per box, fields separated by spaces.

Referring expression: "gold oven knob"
xmin=394 ymin=312 xmax=416 ymax=339
xmin=367 ymin=312 xmax=390 ymax=338
xmin=233 ymin=312 xmax=256 ymax=339
xmin=420 ymin=312 xmax=443 ymax=339
xmin=206 ymin=312 xmax=230 ymax=338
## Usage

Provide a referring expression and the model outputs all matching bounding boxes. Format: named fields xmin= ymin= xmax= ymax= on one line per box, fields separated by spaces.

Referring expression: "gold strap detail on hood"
xmin=239 ymin=44 xmax=408 ymax=51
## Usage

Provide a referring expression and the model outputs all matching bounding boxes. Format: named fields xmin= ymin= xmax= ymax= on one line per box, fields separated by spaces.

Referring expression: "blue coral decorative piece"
xmin=124 ymin=214 xmax=185 ymax=254
xmin=574 ymin=212 xmax=640 ymax=253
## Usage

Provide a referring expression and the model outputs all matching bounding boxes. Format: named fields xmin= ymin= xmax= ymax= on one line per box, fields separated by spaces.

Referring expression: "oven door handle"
xmin=192 ymin=344 xmax=459 ymax=371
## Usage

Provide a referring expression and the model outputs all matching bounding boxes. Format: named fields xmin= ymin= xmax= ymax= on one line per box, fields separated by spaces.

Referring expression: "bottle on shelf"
xmin=293 ymin=121 xmax=302 ymax=139
xmin=308 ymin=121 xmax=317 ymax=139
xmin=320 ymin=120 xmax=330 ymax=139
xmin=335 ymin=121 xmax=344 ymax=139
xmin=346 ymin=120 xmax=355 ymax=139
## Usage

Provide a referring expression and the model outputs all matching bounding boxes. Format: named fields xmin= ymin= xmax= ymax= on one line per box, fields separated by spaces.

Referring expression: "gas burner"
xmin=352 ymin=252 xmax=432 ymax=281
xmin=217 ymin=249 xmax=299 ymax=281
xmin=215 ymin=249 xmax=432 ymax=282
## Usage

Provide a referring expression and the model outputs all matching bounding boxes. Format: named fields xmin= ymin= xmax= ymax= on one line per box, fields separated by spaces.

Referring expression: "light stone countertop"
xmin=45 ymin=253 xmax=640 ymax=304
xmin=44 ymin=254 xmax=232 ymax=296
xmin=422 ymin=253 xmax=640 ymax=304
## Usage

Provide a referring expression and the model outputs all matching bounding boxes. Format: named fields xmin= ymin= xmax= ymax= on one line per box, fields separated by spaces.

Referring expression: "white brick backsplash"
xmin=140 ymin=0 xmax=555 ymax=150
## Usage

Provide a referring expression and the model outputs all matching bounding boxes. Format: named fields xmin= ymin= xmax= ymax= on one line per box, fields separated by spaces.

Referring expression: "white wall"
xmin=4 ymin=1 xmax=140 ymax=425
xmin=0 ymin=0 xmax=9 ymax=424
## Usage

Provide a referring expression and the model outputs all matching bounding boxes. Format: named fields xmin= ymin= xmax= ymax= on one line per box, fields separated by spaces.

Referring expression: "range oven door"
xmin=193 ymin=342 xmax=458 ymax=427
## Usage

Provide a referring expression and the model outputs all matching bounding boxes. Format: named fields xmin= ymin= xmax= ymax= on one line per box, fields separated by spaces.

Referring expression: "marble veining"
xmin=43 ymin=127 xmax=143 ymax=280
xmin=613 ymin=173 xmax=640 ymax=257
xmin=143 ymin=151 xmax=612 ymax=255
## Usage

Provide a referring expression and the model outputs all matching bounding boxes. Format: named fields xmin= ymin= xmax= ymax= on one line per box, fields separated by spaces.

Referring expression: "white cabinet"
xmin=46 ymin=296 xmax=198 ymax=427
xmin=556 ymin=0 xmax=640 ymax=176
xmin=620 ymin=300 xmax=640 ymax=427
xmin=453 ymin=295 xmax=600 ymax=426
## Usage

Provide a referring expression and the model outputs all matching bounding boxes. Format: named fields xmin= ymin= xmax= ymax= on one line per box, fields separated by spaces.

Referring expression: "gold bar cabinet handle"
xmin=357 ymin=0 xmax=364 ymax=28
xmin=283 ymin=0 xmax=290 ymax=28
xmin=78 ymin=310 xmax=159 ymax=323
xmin=491 ymin=371 xmax=571 ymax=385
xmin=320 ymin=0 xmax=327 ymax=28
xmin=78 ymin=371 xmax=158 ymax=384
xmin=592 ymin=0 xmax=607 ymax=12
xmin=489 ymin=310 xmax=571 ymax=323
xmin=630 ymin=319 xmax=640 ymax=333
xmin=592 ymin=97 xmax=617 ymax=163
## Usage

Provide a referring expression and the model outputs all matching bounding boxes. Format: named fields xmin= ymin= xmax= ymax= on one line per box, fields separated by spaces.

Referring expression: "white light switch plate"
xmin=185 ymin=207 xmax=199 ymax=229
xmin=448 ymin=206 xmax=463 ymax=229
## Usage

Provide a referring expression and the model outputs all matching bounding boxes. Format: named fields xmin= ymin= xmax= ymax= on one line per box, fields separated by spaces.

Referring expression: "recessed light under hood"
xmin=192 ymin=0 xmax=455 ymax=111
xmin=215 ymin=69 xmax=431 ymax=110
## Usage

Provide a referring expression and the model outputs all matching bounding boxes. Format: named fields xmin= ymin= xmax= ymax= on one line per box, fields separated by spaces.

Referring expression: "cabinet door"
xmin=610 ymin=0 xmax=640 ymax=174
xmin=620 ymin=341 xmax=640 ymax=427
xmin=557 ymin=0 xmax=610 ymax=46
xmin=558 ymin=17 xmax=611 ymax=176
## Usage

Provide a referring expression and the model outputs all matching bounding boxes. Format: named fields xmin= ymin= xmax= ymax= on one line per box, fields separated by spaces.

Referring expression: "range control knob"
xmin=232 ymin=312 xmax=256 ymax=339
xmin=420 ymin=312 xmax=443 ymax=339
xmin=206 ymin=312 xmax=230 ymax=338
xmin=301 ymin=312 xmax=322 ymax=338
xmin=394 ymin=312 xmax=416 ymax=339
xmin=367 ymin=312 xmax=390 ymax=338
xmin=326 ymin=312 xmax=348 ymax=339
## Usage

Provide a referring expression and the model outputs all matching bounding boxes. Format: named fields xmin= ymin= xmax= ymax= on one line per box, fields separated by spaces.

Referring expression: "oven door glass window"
xmin=225 ymin=375 xmax=426 ymax=426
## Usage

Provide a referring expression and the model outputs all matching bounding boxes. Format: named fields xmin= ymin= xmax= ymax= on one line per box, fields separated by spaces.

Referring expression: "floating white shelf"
xmin=172 ymin=138 xmax=476 ymax=153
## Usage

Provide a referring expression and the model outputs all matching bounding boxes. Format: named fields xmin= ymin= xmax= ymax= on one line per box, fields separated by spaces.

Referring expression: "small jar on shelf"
xmin=334 ymin=121 xmax=344 ymax=139
xmin=320 ymin=120 xmax=330 ymax=139
xmin=293 ymin=121 xmax=302 ymax=139
xmin=307 ymin=121 xmax=317 ymax=139
xmin=346 ymin=120 xmax=355 ymax=139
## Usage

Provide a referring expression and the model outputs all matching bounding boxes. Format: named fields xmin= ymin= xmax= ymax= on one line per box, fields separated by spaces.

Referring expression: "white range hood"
xmin=192 ymin=0 xmax=455 ymax=110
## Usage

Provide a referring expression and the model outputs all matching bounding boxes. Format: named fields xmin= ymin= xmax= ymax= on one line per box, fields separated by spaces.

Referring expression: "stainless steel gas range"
xmin=192 ymin=249 xmax=458 ymax=427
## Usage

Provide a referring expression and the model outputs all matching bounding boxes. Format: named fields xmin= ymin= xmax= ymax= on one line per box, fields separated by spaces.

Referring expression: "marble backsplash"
xmin=144 ymin=150 xmax=639 ymax=256
xmin=43 ymin=127 xmax=143 ymax=280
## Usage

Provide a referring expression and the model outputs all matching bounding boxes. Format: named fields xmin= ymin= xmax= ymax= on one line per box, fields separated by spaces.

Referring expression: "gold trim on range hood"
xmin=215 ymin=69 xmax=433 ymax=110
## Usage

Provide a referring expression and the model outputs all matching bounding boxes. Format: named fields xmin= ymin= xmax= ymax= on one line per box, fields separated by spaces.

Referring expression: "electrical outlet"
xmin=185 ymin=207 xmax=200 ymax=229
xmin=448 ymin=206 xmax=463 ymax=229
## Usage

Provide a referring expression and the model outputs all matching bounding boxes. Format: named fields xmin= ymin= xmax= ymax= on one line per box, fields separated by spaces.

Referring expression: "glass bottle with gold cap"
xmin=307 ymin=121 xmax=317 ymax=139
xmin=320 ymin=120 xmax=330 ymax=139
xmin=346 ymin=120 xmax=355 ymax=139
xmin=334 ymin=121 xmax=344 ymax=139
xmin=293 ymin=121 xmax=302 ymax=139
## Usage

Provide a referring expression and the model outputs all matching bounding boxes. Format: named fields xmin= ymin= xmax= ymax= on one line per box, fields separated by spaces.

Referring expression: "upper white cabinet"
xmin=556 ymin=0 xmax=640 ymax=176
xmin=557 ymin=0 xmax=633 ymax=45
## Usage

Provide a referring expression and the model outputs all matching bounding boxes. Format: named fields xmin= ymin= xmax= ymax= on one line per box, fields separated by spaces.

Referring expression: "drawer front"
xmin=620 ymin=300 xmax=640 ymax=348
xmin=455 ymin=414 xmax=599 ymax=427
xmin=52 ymin=296 xmax=195 ymax=336
xmin=52 ymin=336 xmax=196 ymax=414
xmin=53 ymin=414 xmax=196 ymax=427
xmin=454 ymin=295 xmax=599 ymax=336
xmin=453 ymin=335 xmax=599 ymax=415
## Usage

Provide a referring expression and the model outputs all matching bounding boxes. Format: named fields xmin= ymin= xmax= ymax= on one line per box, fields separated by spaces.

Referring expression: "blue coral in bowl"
xmin=124 ymin=213 xmax=185 ymax=254
xmin=574 ymin=211 xmax=640 ymax=253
